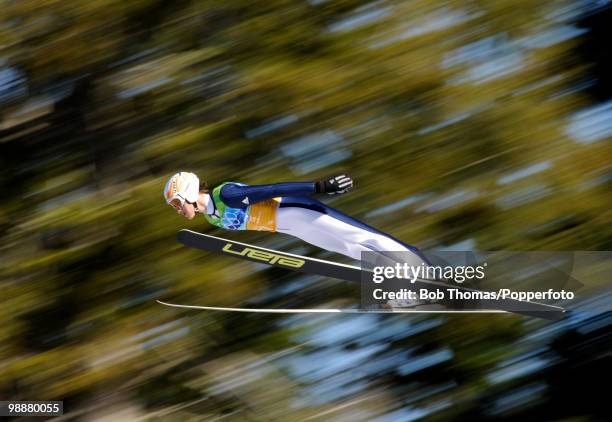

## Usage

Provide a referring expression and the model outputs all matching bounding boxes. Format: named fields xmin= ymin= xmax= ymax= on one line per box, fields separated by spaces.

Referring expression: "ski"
xmin=157 ymin=300 xmax=507 ymax=314
xmin=174 ymin=229 xmax=566 ymax=320
xmin=178 ymin=229 xmax=363 ymax=281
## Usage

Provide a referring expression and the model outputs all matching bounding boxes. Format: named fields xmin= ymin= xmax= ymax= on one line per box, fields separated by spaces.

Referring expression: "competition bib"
xmin=246 ymin=197 xmax=280 ymax=231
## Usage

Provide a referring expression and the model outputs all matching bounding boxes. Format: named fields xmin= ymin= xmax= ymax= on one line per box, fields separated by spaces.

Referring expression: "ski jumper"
xmin=203 ymin=182 xmax=426 ymax=263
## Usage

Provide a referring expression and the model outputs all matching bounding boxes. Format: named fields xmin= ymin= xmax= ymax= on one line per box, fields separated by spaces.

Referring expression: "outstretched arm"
xmin=220 ymin=182 xmax=315 ymax=208
xmin=220 ymin=175 xmax=354 ymax=208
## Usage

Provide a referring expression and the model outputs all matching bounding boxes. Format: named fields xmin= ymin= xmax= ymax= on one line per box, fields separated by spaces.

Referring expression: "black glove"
xmin=315 ymin=174 xmax=354 ymax=195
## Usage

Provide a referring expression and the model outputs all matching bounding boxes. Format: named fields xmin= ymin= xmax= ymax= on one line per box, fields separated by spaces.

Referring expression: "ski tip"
xmin=176 ymin=229 xmax=192 ymax=245
xmin=176 ymin=228 xmax=203 ymax=244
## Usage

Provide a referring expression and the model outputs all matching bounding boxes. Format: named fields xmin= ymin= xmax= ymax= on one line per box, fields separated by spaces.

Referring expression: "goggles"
xmin=167 ymin=194 xmax=185 ymax=211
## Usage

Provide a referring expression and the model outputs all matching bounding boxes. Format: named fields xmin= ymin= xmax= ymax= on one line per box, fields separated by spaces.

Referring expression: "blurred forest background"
xmin=0 ymin=0 xmax=610 ymax=420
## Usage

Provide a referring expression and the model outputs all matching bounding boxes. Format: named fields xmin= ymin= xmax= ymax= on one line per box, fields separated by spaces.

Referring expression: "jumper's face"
xmin=169 ymin=198 xmax=196 ymax=220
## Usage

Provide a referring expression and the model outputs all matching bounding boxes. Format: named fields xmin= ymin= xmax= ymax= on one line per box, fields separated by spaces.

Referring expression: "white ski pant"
xmin=276 ymin=204 xmax=425 ymax=265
